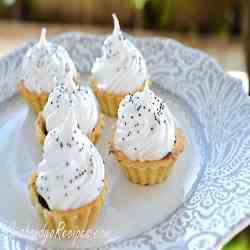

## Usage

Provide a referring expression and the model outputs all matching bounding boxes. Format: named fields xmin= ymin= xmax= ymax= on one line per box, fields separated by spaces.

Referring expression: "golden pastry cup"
xmin=91 ymin=79 xmax=151 ymax=118
xmin=36 ymin=112 xmax=104 ymax=145
xmin=110 ymin=128 xmax=185 ymax=186
xmin=17 ymin=73 xmax=80 ymax=114
xmin=17 ymin=83 xmax=48 ymax=114
xmin=28 ymin=172 xmax=107 ymax=234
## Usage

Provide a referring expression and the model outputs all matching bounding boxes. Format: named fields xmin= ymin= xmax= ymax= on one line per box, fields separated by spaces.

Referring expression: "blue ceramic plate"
xmin=0 ymin=33 xmax=249 ymax=250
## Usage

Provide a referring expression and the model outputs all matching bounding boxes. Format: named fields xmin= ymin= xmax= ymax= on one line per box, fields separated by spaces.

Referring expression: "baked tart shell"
xmin=110 ymin=128 xmax=185 ymax=185
xmin=28 ymin=172 xmax=107 ymax=234
xmin=17 ymin=73 xmax=80 ymax=114
xmin=91 ymin=79 xmax=151 ymax=118
xmin=35 ymin=111 xmax=104 ymax=145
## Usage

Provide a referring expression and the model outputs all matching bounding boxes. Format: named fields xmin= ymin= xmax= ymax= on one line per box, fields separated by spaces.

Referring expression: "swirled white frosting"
xmin=21 ymin=28 xmax=77 ymax=94
xmin=114 ymin=88 xmax=176 ymax=161
xmin=43 ymin=77 xmax=99 ymax=135
xmin=91 ymin=14 xmax=149 ymax=95
xmin=36 ymin=111 xmax=105 ymax=210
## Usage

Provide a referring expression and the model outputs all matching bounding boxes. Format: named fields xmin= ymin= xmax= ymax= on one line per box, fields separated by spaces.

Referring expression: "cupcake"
xmin=91 ymin=14 xmax=150 ymax=117
xmin=36 ymin=76 xmax=104 ymax=145
xmin=28 ymin=111 xmax=107 ymax=233
xmin=17 ymin=28 xmax=79 ymax=114
xmin=110 ymin=88 xmax=185 ymax=185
